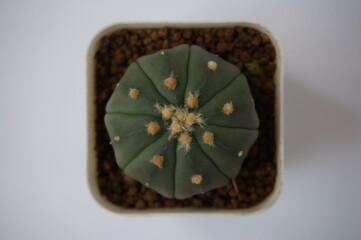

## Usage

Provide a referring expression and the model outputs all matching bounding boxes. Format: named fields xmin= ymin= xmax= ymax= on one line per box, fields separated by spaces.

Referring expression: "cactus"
xmin=104 ymin=44 xmax=259 ymax=199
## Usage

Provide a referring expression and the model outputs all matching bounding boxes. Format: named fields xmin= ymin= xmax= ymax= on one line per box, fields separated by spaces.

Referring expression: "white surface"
xmin=0 ymin=0 xmax=360 ymax=239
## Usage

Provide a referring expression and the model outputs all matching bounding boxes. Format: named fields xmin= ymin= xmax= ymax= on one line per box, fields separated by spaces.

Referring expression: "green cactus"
xmin=104 ymin=44 xmax=259 ymax=199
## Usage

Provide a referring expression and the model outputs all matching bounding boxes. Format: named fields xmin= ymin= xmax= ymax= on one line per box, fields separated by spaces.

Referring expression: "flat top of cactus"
xmin=105 ymin=44 xmax=259 ymax=199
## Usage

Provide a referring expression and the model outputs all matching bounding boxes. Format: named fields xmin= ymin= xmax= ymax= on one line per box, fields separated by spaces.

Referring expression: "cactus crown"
xmin=105 ymin=44 xmax=259 ymax=199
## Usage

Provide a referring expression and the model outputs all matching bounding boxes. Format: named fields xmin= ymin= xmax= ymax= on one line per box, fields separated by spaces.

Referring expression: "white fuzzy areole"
xmin=222 ymin=102 xmax=234 ymax=115
xmin=238 ymin=151 xmax=243 ymax=157
xmin=178 ymin=133 xmax=192 ymax=152
xmin=150 ymin=155 xmax=164 ymax=169
xmin=186 ymin=92 xmax=199 ymax=108
xmin=164 ymin=77 xmax=177 ymax=90
xmin=146 ymin=121 xmax=160 ymax=135
xmin=202 ymin=131 xmax=214 ymax=147
xmin=128 ymin=88 xmax=140 ymax=99
xmin=191 ymin=175 xmax=203 ymax=184
xmin=207 ymin=60 xmax=217 ymax=71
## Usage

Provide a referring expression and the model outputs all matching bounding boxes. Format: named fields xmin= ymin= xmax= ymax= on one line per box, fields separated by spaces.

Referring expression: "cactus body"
xmin=105 ymin=44 xmax=259 ymax=199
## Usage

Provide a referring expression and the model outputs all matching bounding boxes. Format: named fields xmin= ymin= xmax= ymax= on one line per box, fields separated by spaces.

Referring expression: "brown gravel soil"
xmin=93 ymin=26 xmax=277 ymax=210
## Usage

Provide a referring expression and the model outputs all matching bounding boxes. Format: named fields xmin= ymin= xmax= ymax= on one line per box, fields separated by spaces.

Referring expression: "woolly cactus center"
xmin=156 ymin=104 xmax=204 ymax=143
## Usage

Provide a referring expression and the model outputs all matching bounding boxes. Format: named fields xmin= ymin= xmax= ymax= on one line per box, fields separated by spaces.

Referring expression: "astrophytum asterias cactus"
xmin=104 ymin=44 xmax=259 ymax=199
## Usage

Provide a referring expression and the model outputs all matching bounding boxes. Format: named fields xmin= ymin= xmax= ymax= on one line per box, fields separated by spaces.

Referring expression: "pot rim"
xmin=86 ymin=21 xmax=284 ymax=215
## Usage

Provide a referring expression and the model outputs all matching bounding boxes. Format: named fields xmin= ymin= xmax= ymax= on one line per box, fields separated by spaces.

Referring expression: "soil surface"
xmin=94 ymin=26 xmax=277 ymax=209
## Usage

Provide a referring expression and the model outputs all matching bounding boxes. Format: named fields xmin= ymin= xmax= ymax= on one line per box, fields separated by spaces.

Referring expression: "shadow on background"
xmin=284 ymin=77 xmax=361 ymax=169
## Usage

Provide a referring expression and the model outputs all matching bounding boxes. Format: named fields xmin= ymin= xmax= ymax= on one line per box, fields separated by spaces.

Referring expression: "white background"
xmin=1 ymin=0 xmax=361 ymax=239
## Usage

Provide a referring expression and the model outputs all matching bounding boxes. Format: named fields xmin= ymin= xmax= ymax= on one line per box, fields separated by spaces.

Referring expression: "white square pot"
xmin=87 ymin=22 xmax=283 ymax=214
